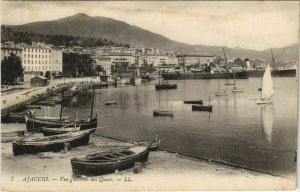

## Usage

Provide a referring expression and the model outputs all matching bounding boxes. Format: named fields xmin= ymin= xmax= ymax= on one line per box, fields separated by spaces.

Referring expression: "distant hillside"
xmin=4 ymin=13 xmax=299 ymax=62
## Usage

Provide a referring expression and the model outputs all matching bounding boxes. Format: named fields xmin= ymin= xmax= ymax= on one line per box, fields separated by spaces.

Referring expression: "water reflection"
xmin=261 ymin=105 xmax=274 ymax=142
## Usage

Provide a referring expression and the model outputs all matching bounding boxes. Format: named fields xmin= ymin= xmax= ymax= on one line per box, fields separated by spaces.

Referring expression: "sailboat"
xmin=231 ymin=72 xmax=244 ymax=92
xmin=215 ymin=79 xmax=227 ymax=96
xmin=26 ymin=88 xmax=98 ymax=132
xmin=155 ymin=67 xmax=177 ymax=90
xmin=256 ymin=64 xmax=274 ymax=104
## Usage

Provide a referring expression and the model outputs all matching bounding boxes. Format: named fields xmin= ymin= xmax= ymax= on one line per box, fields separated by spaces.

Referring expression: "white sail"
xmin=261 ymin=64 xmax=274 ymax=99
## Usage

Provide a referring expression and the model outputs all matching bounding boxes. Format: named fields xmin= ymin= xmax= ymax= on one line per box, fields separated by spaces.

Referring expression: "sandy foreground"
xmin=1 ymin=134 xmax=296 ymax=191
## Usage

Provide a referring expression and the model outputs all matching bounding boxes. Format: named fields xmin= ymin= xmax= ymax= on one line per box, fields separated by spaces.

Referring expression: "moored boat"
xmin=256 ymin=64 xmax=274 ymax=105
xmin=153 ymin=110 xmax=174 ymax=117
xmin=155 ymin=83 xmax=177 ymax=90
xmin=192 ymin=105 xmax=213 ymax=112
xmin=184 ymin=100 xmax=203 ymax=104
xmin=71 ymin=144 xmax=150 ymax=176
xmin=12 ymin=129 xmax=92 ymax=155
xmin=104 ymin=100 xmax=117 ymax=105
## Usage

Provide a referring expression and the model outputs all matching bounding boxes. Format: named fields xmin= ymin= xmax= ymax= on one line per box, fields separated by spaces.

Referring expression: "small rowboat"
xmin=184 ymin=100 xmax=203 ymax=105
xmin=231 ymin=87 xmax=244 ymax=92
xmin=71 ymin=144 xmax=150 ymax=176
xmin=41 ymin=125 xmax=81 ymax=136
xmin=104 ymin=100 xmax=117 ymax=105
xmin=153 ymin=110 xmax=174 ymax=117
xmin=12 ymin=130 xmax=92 ymax=155
xmin=137 ymin=139 xmax=161 ymax=151
xmin=2 ymin=130 xmax=25 ymax=137
xmin=192 ymin=105 xmax=212 ymax=112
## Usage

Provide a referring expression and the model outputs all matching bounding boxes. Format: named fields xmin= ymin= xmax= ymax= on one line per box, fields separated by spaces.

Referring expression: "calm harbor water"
xmin=2 ymin=77 xmax=298 ymax=176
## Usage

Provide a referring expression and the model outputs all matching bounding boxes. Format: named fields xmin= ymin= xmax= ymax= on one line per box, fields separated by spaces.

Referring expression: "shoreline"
xmin=1 ymin=134 xmax=295 ymax=191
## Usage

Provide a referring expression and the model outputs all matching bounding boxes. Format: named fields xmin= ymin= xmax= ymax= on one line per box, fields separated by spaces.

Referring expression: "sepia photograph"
xmin=1 ymin=1 xmax=299 ymax=191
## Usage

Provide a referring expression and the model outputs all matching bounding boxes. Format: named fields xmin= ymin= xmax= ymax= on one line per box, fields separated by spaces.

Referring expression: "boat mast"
xmin=271 ymin=48 xmax=276 ymax=69
xmin=223 ymin=47 xmax=227 ymax=66
xmin=158 ymin=66 xmax=161 ymax=85
xmin=90 ymin=88 xmax=95 ymax=118
xmin=59 ymin=90 xmax=64 ymax=121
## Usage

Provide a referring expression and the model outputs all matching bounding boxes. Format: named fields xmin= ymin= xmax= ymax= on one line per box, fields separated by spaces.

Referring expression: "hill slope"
xmin=4 ymin=13 xmax=299 ymax=61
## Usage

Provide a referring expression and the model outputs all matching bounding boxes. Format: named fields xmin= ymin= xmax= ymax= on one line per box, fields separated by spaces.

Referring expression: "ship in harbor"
xmin=247 ymin=67 xmax=296 ymax=77
xmin=162 ymin=71 xmax=249 ymax=80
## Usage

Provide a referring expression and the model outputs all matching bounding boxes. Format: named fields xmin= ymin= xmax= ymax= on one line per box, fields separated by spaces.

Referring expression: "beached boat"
xmin=41 ymin=125 xmax=81 ymax=136
xmin=36 ymin=100 xmax=56 ymax=106
xmin=104 ymin=100 xmax=117 ymax=105
xmin=256 ymin=64 xmax=274 ymax=105
xmin=71 ymin=144 xmax=150 ymax=176
xmin=12 ymin=129 xmax=92 ymax=155
xmin=26 ymin=116 xmax=97 ymax=132
xmin=153 ymin=110 xmax=174 ymax=117
xmin=26 ymin=88 xmax=98 ymax=132
xmin=2 ymin=130 xmax=26 ymax=143
xmin=184 ymin=100 xmax=203 ymax=104
xmin=26 ymin=105 xmax=42 ymax=109
xmin=137 ymin=137 xmax=161 ymax=151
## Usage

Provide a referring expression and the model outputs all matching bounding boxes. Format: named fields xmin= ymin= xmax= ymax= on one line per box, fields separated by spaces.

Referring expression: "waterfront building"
xmin=178 ymin=54 xmax=216 ymax=66
xmin=1 ymin=44 xmax=23 ymax=61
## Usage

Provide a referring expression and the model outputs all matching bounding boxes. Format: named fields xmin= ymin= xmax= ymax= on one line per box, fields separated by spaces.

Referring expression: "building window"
xmin=32 ymin=60 xmax=33 ymax=64
xmin=24 ymin=60 xmax=26 ymax=64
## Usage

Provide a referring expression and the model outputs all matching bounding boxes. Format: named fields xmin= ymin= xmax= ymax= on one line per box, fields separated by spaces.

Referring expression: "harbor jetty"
xmin=1 ymin=77 xmax=100 ymax=115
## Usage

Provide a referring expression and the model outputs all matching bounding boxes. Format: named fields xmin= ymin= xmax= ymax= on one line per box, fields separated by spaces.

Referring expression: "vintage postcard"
xmin=1 ymin=1 xmax=298 ymax=191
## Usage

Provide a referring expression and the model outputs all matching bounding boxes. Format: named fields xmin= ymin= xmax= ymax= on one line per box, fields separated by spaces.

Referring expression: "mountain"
xmin=4 ymin=13 xmax=299 ymax=62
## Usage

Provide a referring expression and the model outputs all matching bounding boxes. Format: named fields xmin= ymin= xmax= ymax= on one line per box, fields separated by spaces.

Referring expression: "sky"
xmin=1 ymin=1 xmax=299 ymax=51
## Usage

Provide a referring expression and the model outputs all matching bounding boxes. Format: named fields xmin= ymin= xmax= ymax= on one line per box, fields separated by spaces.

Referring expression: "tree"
xmin=45 ymin=71 xmax=51 ymax=79
xmin=63 ymin=52 xmax=96 ymax=77
xmin=1 ymin=52 xmax=23 ymax=84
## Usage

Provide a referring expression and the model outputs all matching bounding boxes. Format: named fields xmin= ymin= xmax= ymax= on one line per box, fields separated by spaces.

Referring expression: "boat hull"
xmin=192 ymin=105 xmax=212 ymax=112
xmin=153 ymin=110 xmax=174 ymax=117
xmin=162 ymin=71 xmax=249 ymax=80
xmin=26 ymin=117 xmax=97 ymax=132
xmin=12 ymin=131 xmax=91 ymax=155
xmin=71 ymin=147 xmax=150 ymax=176
xmin=248 ymin=69 xmax=296 ymax=77
xmin=256 ymin=99 xmax=273 ymax=105
xmin=184 ymin=100 xmax=203 ymax=104
xmin=155 ymin=84 xmax=177 ymax=90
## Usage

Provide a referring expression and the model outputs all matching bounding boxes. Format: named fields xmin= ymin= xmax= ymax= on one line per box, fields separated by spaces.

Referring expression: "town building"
xmin=178 ymin=54 xmax=216 ymax=66
xmin=1 ymin=46 xmax=23 ymax=61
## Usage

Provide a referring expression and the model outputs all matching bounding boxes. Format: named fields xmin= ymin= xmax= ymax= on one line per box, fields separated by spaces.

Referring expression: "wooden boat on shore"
xmin=12 ymin=129 xmax=92 ymax=155
xmin=71 ymin=144 xmax=150 ymax=176
xmin=104 ymin=100 xmax=117 ymax=105
xmin=26 ymin=105 xmax=42 ymax=109
xmin=26 ymin=88 xmax=98 ymax=132
xmin=153 ymin=110 xmax=174 ymax=117
xmin=137 ymin=138 xmax=161 ymax=151
xmin=2 ymin=130 xmax=25 ymax=137
xmin=36 ymin=100 xmax=56 ymax=106
xmin=41 ymin=125 xmax=81 ymax=136
xmin=184 ymin=100 xmax=203 ymax=104
xmin=26 ymin=117 xmax=97 ymax=132
xmin=2 ymin=130 xmax=26 ymax=143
